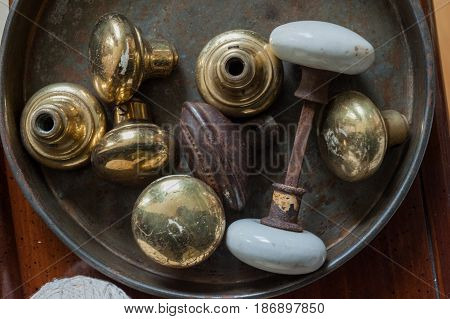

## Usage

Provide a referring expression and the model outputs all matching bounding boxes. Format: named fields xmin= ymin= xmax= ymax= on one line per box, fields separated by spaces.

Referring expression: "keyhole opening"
xmin=225 ymin=57 xmax=245 ymax=77
xmin=36 ymin=113 xmax=55 ymax=133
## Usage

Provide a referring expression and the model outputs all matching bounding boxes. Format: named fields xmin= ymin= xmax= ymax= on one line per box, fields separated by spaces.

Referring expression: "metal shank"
xmin=261 ymin=68 xmax=334 ymax=232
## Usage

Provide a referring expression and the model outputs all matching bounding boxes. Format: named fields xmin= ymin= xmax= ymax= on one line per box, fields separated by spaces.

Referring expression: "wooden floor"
xmin=0 ymin=0 xmax=449 ymax=299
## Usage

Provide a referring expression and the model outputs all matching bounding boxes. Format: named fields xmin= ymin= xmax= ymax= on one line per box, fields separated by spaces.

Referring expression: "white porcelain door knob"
xmin=270 ymin=21 xmax=375 ymax=75
xmin=226 ymin=219 xmax=326 ymax=275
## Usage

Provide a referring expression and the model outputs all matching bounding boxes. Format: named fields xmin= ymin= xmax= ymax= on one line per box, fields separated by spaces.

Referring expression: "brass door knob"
xmin=317 ymin=91 xmax=409 ymax=182
xmin=132 ymin=175 xmax=225 ymax=268
xmin=196 ymin=30 xmax=283 ymax=117
xmin=20 ymin=83 xmax=106 ymax=169
xmin=91 ymin=99 xmax=170 ymax=184
xmin=89 ymin=13 xmax=178 ymax=105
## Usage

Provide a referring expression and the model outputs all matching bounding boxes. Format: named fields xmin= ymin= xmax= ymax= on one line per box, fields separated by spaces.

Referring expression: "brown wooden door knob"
xmin=179 ymin=101 xmax=278 ymax=211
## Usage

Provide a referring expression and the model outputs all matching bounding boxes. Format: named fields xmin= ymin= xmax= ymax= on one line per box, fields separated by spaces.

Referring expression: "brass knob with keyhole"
xmin=20 ymin=83 xmax=106 ymax=169
xmin=196 ymin=30 xmax=283 ymax=117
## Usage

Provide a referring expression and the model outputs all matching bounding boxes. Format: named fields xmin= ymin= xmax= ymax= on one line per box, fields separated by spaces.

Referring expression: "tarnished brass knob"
xmin=317 ymin=91 xmax=409 ymax=182
xmin=91 ymin=99 xmax=169 ymax=184
xmin=132 ymin=175 xmax=225 ymax=268
xmin=89 ymin=13 xmax=178 ymax=105
xmin=20 ymin=83 xmax=106 ymax=169
xmin=196 ymin=30 xmax=283 ymax=117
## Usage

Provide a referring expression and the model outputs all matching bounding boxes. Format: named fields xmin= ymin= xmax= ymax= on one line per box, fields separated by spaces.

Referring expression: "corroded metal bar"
xmin=261 ymin=69 xmax=333 ymax=232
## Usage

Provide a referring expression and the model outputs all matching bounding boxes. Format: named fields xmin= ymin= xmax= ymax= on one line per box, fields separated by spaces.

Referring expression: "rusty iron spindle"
xmin=261 ymin=68 xmax=335 ymax=232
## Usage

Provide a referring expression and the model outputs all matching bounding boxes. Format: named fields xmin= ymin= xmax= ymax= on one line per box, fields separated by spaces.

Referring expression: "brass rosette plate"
xmin=196 ymin=30 xmax=283 ymax=117
xmin=20 ymin=83 xmax=106 ymax=169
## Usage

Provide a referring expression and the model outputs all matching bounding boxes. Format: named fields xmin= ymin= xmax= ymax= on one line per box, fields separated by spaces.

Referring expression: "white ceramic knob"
xmin=270 ymin=21 xmax=375 ymax=75
xmin=226 ymin=219 xmax=326 ymax=275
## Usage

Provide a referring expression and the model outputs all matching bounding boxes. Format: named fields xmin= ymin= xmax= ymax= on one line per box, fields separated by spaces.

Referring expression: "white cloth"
xmin=31 ymin=275 xmax=130 ymax=299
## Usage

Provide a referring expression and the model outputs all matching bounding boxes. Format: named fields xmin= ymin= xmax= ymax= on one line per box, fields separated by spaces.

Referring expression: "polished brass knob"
xmin=317 ymin=91 xmax=409 ymax=182
xmin=196 ymin=30 xmax=283 ymax=117
xmin=89 ymin=13 xmax=178 ymax=105
xmin=91 ymin=99 xmax=170 ymax=184
xmin=132 ymin=175 xmax=225 ymax=268
xmin=20 ymin=83 xmax=106 ymax=169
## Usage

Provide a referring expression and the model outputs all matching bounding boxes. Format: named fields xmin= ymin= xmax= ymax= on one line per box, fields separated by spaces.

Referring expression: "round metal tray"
xmin=0 ymin=0 xmax=434 ymax=298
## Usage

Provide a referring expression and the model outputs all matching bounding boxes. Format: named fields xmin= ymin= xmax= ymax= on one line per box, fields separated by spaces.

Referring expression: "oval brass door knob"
xmin=317 ymin=91 xmax=409 ymax=182
xmin=20 ymin=83 xmax=106 ymax=169
xmin=132 ymin=175 xmax=225 ymax=268
xmin=89 ymin=13 xmax=179 ymax=105
xmin=91 ymin=99 xmax=170 ymax=184
xmin=196 ymin=30 xmax=283 ymax=117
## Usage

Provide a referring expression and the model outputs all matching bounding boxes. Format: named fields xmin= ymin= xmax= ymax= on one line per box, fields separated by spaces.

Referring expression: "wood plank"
xmin=421 ymin=87 xmax=450 ymax=299
xmin=4 ymin=162 xmax=94 ymax=297
xmin=0 ymin=148 xmax=23 ymax=298
xmin=421 ymin=0 xmax=450 ymax=298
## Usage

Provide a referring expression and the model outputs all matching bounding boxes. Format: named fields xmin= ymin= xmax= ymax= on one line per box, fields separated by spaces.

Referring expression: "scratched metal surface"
xmin=0 ymin=0 xmax=434 ymax=297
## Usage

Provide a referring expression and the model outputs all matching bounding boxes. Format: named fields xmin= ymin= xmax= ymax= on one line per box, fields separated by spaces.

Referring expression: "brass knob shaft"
xmin=89 ymin=13 xmax=178 ymax=105
xmin=196 ymin=30 xmax=283 ymax=117
xmin=317 ymin=91 xmax=409 ymax=182
xmin=20 ymin=83 xmax=106 ymax=169
xmin=91 ymin=99 xmax=169 ymax=184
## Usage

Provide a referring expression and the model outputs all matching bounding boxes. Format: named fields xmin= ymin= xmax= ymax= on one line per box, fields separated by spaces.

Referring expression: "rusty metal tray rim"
xmin=0 ymin=0 xmax=435 ymax=298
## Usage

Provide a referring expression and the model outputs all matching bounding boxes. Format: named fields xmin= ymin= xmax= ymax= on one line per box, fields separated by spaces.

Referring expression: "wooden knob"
xmin=179 ymin=102 xmax=279 ymax=211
